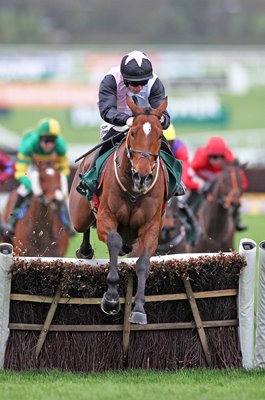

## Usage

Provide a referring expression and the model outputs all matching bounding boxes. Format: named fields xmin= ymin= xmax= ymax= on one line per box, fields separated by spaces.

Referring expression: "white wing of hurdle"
xmin=0 ymin=239 xmax=264 ymax=370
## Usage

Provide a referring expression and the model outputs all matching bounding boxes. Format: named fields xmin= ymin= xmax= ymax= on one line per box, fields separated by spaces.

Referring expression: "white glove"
xmin=126 ymin=117 xmax=134 ymax=127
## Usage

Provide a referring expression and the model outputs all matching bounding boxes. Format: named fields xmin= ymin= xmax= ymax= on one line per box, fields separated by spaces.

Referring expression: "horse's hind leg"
xmin=76 ymin=228 xmax=94 ymax=259
xmin=129 ymin=252 xmax=150 ymax=325
xmin=101 ymin=229 xmax=122 ymax=315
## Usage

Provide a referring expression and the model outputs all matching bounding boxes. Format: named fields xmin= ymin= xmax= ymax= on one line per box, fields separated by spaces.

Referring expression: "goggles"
xmin=126 ymin=80 xmax=149 ymax=87
xmin=208 ymin=155 xmax=225 ymax=160
xmin=41 ymin=135 xmax=57 ymax=144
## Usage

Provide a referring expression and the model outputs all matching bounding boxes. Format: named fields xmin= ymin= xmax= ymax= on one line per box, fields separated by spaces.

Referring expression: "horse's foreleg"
xmin=129 ymin=251 xmax=150 ymax=325
xmin=76 ymin=228 xmax=94 ymax=259
xmin=101 ymin=229 xmax=123 ymax=315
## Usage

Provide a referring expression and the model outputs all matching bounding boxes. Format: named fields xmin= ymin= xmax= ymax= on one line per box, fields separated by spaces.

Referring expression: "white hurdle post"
xmin=255 ymin=240 xmax=265 ymax=368
xmin=238 ymin=238 xmax=257 ymax=369
xmin=0 ymin=243 xmax=13 ymax=369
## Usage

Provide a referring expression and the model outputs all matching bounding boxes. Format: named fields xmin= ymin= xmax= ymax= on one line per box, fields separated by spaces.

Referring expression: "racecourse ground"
xmin=1 ymin=368 xmax=265 ymax=400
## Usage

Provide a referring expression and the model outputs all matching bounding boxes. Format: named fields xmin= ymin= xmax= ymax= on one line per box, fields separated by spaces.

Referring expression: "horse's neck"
xmin=200 ymin=200 xmax=231 ymax=237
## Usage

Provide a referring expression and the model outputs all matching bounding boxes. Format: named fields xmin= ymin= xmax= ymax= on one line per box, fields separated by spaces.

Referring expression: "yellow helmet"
xmin=163 ymin=123 xmax=176 ymax=141
xmin=37 ymin=118 xmax=61 ymax=137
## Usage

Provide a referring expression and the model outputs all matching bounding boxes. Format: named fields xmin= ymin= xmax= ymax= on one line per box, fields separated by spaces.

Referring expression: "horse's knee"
xmin=107 ymin=230 xmax=122 ymax=252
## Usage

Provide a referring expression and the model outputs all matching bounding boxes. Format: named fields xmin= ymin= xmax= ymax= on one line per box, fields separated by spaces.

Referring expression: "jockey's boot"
xmin=186 ymin=190 xmax=204 ymax=214
xmin=4 ymin=194 xmax=25 ymax=236
xmin=233 ymin=204 xmax=248 ymax=231
xmin=59 ymin=202 xmax=76 ymax=236
xmin=179 ymin=201 xmax=202 ymax=246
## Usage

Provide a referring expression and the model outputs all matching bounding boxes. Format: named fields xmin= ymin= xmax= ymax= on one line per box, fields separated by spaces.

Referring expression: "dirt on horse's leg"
xmin=101 ymin=229 xmax=122 ymax=315
xmin=76 ymin=228 xmax=94 ymax=259
xmin=129 ymin=251 xmax=150 ymax=325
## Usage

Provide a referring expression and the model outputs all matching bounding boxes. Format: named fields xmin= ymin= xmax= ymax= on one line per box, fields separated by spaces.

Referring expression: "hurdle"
xmin=0 ymin=239 xmax=261 ymax=371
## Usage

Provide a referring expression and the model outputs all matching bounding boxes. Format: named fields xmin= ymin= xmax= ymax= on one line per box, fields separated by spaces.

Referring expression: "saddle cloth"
xmin=77 ymin=147 xmax=183 ymax=201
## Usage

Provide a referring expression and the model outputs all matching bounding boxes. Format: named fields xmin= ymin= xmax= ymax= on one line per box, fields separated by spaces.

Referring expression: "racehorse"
xmin=188 ymin=161 xmax=245 ymax=253
xmin=69 ymin=96 xmax=170 ymax=324
xmin=3 ymin=158 xmax=70 ymax=257
xmin=155 ymin=197 xmax=187 ymax=255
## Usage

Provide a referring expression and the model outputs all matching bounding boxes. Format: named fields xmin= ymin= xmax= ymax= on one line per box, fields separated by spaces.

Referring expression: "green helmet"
xmin=37 ymin=118 xmax=61 ymax=137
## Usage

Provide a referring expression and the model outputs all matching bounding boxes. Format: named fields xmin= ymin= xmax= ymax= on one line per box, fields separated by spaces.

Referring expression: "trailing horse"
xmin=155 ymin=197 xmax=187 ymax=255
xmin=3 ymin=159 xmax=70 ymax=257
xmin=188 ymin=161 xmax=245 ymax=253
xmin=69 ymin=96 xmax=182 ymax=324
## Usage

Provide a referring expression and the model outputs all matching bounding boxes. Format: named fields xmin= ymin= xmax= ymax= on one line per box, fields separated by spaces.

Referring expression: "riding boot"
xmin=186 ymin=190 xmax=204 ymax=214
xmin=4 ymin=194 xmax=25 ymax=236
xmin=233 ymin=203 xmax=248 ymax=231
xmin=179 ymin=201 xmax=202 ymax=246
xmin=59 ymin=202 xmax=76 ymax=236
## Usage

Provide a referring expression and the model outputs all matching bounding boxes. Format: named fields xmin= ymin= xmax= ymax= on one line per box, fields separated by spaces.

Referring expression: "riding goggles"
xmin=125 ymin=79 xmax=149 ymax=87
xmin=208 ymin=155 xmax=225 ymax=160
xmin=41 ymin=135 xmax=57 ymax=144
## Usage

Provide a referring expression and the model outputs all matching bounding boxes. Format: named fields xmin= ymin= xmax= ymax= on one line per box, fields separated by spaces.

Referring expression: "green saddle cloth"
xmin=77 ymin=148 xmax=183 ymax=200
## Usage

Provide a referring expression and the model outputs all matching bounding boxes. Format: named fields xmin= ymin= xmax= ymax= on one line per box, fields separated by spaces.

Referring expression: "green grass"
xmin=66 ymin=214 xmax=265 ymax=259
xmin=1 ymin=369 xmax=265 ymax=400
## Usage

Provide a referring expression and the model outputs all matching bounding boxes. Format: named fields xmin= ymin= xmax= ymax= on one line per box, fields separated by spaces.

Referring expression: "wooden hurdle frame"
xmin=0 ymin=239 xmax=262 ymax=370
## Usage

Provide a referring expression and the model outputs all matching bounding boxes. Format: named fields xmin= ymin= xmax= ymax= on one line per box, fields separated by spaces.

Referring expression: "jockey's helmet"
xmin=37 ymin=118 xmax=61 ymax=137
xmin=163 ymin=123 xmax=177 ymax=141
xmin=120 ymin=50 xmax=153 ymax=82
xmin=205 ymin=136 xmax=228 ymax=156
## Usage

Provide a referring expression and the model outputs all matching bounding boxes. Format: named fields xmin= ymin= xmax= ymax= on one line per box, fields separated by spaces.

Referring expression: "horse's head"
xmin=125 ymin=96 xmax=167 ymax=192
xmin=210 ymin=161 xmax=244 ymax=209
xmin=33 ymin=160 xmax=65 ymax=205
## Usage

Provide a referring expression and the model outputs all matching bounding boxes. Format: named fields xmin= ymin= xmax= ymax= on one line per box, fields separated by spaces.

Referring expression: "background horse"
xmin=70 ymin=96 xmax=170 ymax=324
xmin=4 ymin=159 xmax=69 ymax=257
xmin=155 ymin=197 xmax=187 ymax=255
xmin=188 ymin=162 xmax=245 ymax=253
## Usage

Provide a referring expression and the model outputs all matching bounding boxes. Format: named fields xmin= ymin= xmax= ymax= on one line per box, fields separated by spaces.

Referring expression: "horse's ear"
xmin=126 ymin=95 xmax=139 ymax=115
xmin=155 ymin=97 xmax=168 ymax=117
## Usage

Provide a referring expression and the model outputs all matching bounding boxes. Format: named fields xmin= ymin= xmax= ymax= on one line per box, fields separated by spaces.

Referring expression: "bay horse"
xmin=188 ymin=161 xmax=245 ymax=253
xmin=3 ymin=158 xmax=70 ymax=257
xmin=69 ymin=96 xmax=170 ymax=324
xmin=155 ymin=197 xmax=187 ymax=255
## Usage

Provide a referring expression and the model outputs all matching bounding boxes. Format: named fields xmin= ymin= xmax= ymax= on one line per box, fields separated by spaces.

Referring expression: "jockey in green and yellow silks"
xmin=5 ymin=118 xmax=75 ymax=237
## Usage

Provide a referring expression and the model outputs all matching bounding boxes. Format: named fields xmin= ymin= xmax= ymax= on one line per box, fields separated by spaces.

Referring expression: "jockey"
xmin=163 ymin=124 xmax=202 ymax=245
xmin=90 ymin=50 xmax=171 ymax=167
xmin=0 ymin=151 xmax=15 ymax=237
xmin=189 ymin=136 xmax=248 ymax=231
xmin=5 ymin=118 xmax=75 ymax=236
xmin=78 ymin=50 xmax=185 ymax=199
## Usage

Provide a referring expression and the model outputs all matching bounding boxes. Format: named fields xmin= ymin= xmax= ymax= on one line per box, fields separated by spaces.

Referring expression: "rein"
xmin=114 ymin=146 xmax=160 ymax=203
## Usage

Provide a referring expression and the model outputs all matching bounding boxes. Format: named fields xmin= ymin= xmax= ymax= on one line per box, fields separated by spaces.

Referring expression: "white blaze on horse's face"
xmin=46 ymin=168 xmax=56 ymax=176
xmin=142 ymin=122 xmax=152 ymax=136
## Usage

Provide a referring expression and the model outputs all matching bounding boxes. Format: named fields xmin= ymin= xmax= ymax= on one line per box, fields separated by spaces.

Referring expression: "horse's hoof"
xmin=100 ymin=293 xmax=121 ymax=315
xmin=75 ymin=246 xmax=94 ymax=259
xmin=129 ymin=311 xmax=147 ymax=325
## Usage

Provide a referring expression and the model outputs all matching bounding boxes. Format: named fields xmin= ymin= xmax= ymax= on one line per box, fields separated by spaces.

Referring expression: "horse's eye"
xmin=131 ymin=131 xmax=135 ymax=139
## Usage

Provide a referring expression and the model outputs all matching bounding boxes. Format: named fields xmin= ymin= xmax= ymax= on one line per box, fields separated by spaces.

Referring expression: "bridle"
xmin=114 ymin=111 xmax=162 ymax=202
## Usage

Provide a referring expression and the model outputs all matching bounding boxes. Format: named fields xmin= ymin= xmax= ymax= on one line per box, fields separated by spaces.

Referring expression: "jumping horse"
xmin=188 ymin=161 xmax=245 ymax=253
xmin=69 ymin=96 xmax=170 ymax=324
xmin=3 ymin=158 xmax=70 ymax=257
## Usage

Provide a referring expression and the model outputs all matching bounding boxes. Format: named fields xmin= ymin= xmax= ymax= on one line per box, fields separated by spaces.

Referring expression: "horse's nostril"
xmin=144 ymin=173 xmax=153 ymax=185
xmin=133 ymin=172 xmax=141 ymax=183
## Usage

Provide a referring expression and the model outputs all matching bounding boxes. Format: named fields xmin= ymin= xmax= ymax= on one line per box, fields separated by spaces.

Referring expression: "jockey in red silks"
xmin=163 ymin=124 xmax=202 ymax=245
xmin=189 ymin=136 xmax=248 ymax=231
